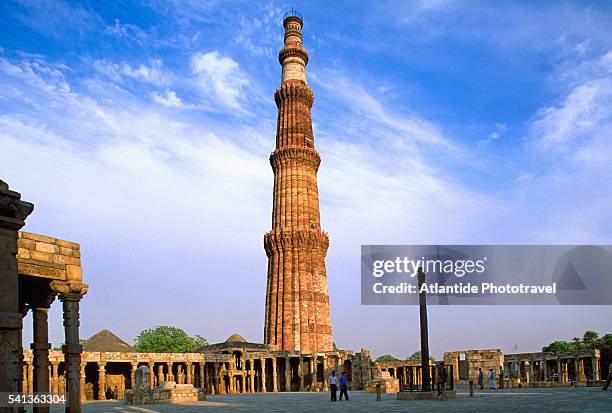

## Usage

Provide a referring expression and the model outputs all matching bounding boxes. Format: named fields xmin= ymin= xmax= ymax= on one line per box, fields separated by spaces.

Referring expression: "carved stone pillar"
xmin=51 ymin=361 xmax=59 ymax=393
xmin=166 ymin=362 xmax=174 ymax=382
xmin=311 ymin=358 xmax=317 ymax=391
xmin=249 ymin=364 xmax=255 ymax=393
xmin=53 ymin=284 xmax=87 ymax=413
xmin=22 ymin=364 xmax=28 ymax=395
xmin=322 ymin=356 xmax=328 ymax=391
xmin=130 ymin=362 xmax=138 ymax=388
xmin=79 ymin=362 xmax=86 ymax=402
xmin=186 ymin=361 xmax=192 ymax=385
xmin=218 ymin=364 xmax=224 ymax=394
xmin=199 ymin=361 xmax=205 ymax=391
xmin=27 ymin=362 xmax=34 ymax=394
xmin=0 ymin=179 xmax=33 ymax=409
xmin=285 ymin=357 xmax=291 ymax=392
xmin=148 ymin=361 xmax=154 ymax=388
xmin=157 ymin=364 xmax=164 ymax=384
xmin=578 ymin=358 xmax=585 ymax=381
xmin=272 ymin=358 xmax=278 ymax=392
xmin=299 ymin=356 xmax=304 ymax=392
xmin=177 ymin=364 xmax=183 ymax=384
xmin=32 ymin=300 xmax=54 ymax=413
xmin=97 ymin=362 xmax=106 ymax=400
xmin=260 ymin=358 xmax=267 ymax=392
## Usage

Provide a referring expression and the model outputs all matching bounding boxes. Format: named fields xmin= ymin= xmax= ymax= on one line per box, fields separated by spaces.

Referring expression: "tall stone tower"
xmin=263 ymin=11 xmax=333 ymax=353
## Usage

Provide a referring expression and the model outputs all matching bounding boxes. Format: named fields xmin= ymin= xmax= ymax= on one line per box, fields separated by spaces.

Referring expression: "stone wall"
xmin=444 ymin=349 xmax=504 ymax=382
xmin=17 ymin=231 xmax=82 ymax=281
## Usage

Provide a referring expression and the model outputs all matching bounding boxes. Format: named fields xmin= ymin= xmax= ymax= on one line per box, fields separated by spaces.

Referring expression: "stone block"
xmin=17 ymin=248 xmax=30 ymax=259
xmin=35 ymin=242 xmax=59 ymax=254
xmin=22 ymin=232 xmax=56 ymax=243
xmin=53 ymin=254 xmax=80 ymax=266
xmin=18 ymin=238 xmax=36 ymax=249
xmin=56 ymin=239 xmax=80 ymax=249
xmin=30 ymin=250 xmax=52 ymax=263
xmin=59 ymin=247 xmax=73 ymax=256
xmin=66 ymin=264 xmax=82 ymax=281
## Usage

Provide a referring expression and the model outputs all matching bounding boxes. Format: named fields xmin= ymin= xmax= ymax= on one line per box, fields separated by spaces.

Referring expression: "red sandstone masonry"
xmin=264 ymin=15 xmax=333 ymax=353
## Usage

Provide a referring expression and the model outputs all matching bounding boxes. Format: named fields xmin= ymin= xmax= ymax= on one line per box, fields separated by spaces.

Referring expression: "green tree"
xmin=542 ymin=340 xmax=573 ymax=352
xmin=408 ymin=351 xmax=435 ymax=361
xmin=333 ymin=342 xmax=338 ymax=351
xmin=134 ymin=326 xmax=208 ymax=353
xmin=409 ymin=351 xmax=421 ymax=360
xmin=376 ymin=354 xmax=399 ymax=362
xmin=583 ymin=330 xmax=599 ymax=346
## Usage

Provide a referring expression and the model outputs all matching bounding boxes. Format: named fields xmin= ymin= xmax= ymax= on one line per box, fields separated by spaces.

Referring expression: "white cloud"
xmin=191 ymin=51 xmax=249 ymax=111
xmin=528 ymin=51 xmax=612 ymax=166
xmin=121 ymin=59 xmax=167 ymax=85
xmin=152 ymin=89 xmax=183 ymax=107
xmin=479 ymin=122 xmax=507 ymax=146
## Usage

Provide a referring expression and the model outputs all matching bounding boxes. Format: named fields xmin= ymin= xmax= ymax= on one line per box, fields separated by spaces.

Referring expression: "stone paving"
xmin=41 ymin=388 xmax=612 ymax=413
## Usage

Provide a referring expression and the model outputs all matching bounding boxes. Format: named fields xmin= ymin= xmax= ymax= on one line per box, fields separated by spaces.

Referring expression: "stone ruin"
xmin=125 ymin=366 xmax=205 ymax=405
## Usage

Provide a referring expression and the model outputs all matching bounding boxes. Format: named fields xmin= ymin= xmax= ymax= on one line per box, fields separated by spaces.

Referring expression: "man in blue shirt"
xmin=339 ymin=372 xmax=349 ymax=401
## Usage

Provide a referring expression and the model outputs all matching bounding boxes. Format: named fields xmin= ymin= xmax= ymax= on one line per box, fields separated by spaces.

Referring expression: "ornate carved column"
xmin=22 ymin=364 xmax=28 ymax=395
xmin=31 ymin=295 xmax=54 ymax=413
xmin=217 ymin=364 xmax=224 ymax=394
xmin=27 ymin=362 xmax=34 ymax=394
xmin=79 ymin=362 xmax=86 ymax=402
xmin=311 ymin=357 xmax=317 ymax=391
xmin=578 ymin=358 xmax=585 ymax=381
xmin=272 ymin=358 xmax=278 ymax=392
xmin=50 ymin=281 xmax=87 ymax=413
xmin=157 ymin=364 xmax=164 ymax=384
xmin=199 ymin=361 xmax=205 ymax=391
xmin=51 ymin=361 xmax=59 ymax=393
xmin=260 ymin=358 xmax=267 ymax=392
xmin=322 ymin=356 xmax=328 ymax=391
xmin=299 ymin=356 xmax=304 ymax=391
xmin=166 ymin=362 xmax=174 ymax=382
xmin=186 ymin=361 xmax=192 ymax=385
xmin=284 ymin=356 xmax=291 ymax=392
xmin=0 ymin=179 xmax=33 ymax=409
xmin=97 ymin=362 xmax=106 ymax=400
xmin=249 ymin=362 xmax=255 ymax=393
xmin=130 ymin=362 xmax=138 ymax=388
xmin=148 ymin=361 xmax=154 ymax=389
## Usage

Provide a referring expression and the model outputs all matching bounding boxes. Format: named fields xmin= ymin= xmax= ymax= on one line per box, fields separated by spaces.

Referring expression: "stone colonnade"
xmin=505 ymin=349 xmax=601 ymax=384
xmin=20 ymin=349 xmax=354 ymax=400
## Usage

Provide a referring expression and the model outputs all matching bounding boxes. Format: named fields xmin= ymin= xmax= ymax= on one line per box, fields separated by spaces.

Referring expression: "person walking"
xmin=440 ymin=363 xmax=448 ymax=400
xmin=499 ymin=366 xmax=505 ymax=389
xmin=488 ymin=368 xmax=497 ymax=389
xmin=603 ymin=362 xmax=612 ymax=390
xmin=478 ymin=368 xmax=484 ymax=390
xmin=328 ymin=370 xmax=338 ymax=402
xmin=339 ymin=372 xmax=349 ymax=401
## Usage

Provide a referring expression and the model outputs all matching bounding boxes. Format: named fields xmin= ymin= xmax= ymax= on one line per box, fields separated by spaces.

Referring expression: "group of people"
xmin=478 ymin=366 xmax=505 ymax=390
xmin=327 ymin=371 xmax=349 ymax=401
xmin=104 ymin=385 xmax=119 ymax=400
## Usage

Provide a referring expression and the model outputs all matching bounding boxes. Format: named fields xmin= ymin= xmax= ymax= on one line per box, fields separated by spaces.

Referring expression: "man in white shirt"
xmin=328 ymin=370 xmax=338 ymax=401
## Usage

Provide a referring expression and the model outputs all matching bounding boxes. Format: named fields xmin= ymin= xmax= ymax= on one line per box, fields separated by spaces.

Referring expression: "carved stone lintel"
xmin=50 ymin=281 xmax=88 ymax=298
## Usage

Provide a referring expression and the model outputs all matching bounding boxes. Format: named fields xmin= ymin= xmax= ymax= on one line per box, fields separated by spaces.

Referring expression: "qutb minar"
xmin=263 ymin=11 xmax=333 ymax=353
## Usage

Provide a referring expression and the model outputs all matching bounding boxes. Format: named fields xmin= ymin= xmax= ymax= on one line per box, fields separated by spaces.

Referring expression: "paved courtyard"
xmin=48 ymin=387 xmax=611 ymax=413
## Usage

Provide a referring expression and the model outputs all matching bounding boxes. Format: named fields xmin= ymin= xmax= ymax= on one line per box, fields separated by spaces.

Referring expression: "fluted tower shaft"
xmin=263 ymin=13 xmax=333 ymax=353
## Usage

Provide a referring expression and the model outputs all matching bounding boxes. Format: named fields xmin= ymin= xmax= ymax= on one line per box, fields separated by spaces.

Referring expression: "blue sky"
xmin=1 ymin=0 xmax=611 ymax=359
